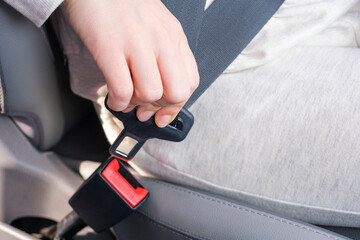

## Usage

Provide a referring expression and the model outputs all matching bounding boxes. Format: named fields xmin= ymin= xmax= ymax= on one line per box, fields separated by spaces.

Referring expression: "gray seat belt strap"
xmin=161 ymin=0 xmax=206 ymax=53
xmin=185 ymin=0 xmax=285 ymax=108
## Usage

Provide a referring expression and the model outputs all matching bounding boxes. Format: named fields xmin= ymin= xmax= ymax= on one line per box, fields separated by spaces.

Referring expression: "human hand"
xmin=64 ymin=0 xmax=199 ymax=127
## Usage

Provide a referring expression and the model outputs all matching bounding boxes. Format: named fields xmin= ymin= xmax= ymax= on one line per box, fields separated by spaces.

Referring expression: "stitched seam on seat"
xmin=134 ymin=212 xmax=195 ymax=240
xmin=0 ymin=59 xmax=5 ymax=114
xmin=140 ymin=179 xmax=342 ymax=240
xmin=0 ymin=76 xmax=4 ymax=113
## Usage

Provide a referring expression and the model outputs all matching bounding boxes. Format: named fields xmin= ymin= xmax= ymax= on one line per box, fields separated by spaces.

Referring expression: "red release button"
xmin=101 ymin=160 xmax=148 ymax=208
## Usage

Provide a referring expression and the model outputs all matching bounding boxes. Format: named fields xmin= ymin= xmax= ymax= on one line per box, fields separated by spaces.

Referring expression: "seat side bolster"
xmin=0 ymin=2 xmax=65 ymax=150
xmin=130 ymin=177 xmax=349 ymax=240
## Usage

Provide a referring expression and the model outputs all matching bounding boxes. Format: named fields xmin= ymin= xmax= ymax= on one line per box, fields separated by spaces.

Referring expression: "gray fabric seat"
xmin=0 ymin=1 xmax=90 ymax=150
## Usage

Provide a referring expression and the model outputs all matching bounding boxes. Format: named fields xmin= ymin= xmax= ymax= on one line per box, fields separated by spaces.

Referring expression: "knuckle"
xmin=170 ymin=18 xmax=184 ymax=33
xmin=110 ymin=87 xmax=133 ymax=104
xmin=164 ymin=19 xmax=186 ymax=41
xmin=136 ymin=88 xmax=163 ymax=103
xmin=157 ymin=21 xmax=187 ymax=53
xmin=165 ymin=89 xmax=190 ymax=105
xmin=191 ymin=73 xmax=200 ymax=92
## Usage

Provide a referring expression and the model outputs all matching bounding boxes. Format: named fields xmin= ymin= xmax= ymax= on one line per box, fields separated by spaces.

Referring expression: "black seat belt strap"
xmin=186 ymin=0 xmax=285 ymax=108
xmin=161 ymin=0 xmax=206 ymax=53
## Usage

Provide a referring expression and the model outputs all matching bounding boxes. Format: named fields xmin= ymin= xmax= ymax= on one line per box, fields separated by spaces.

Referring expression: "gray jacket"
xmin=3 ymin=0 xmax=62 ymax=27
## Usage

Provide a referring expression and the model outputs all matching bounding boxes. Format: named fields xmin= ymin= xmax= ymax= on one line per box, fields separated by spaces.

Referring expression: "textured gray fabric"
xmin=161 ymin=0 xmax=206 ymax=54
xmin=2 ymin=0 xmax=63 ymax=27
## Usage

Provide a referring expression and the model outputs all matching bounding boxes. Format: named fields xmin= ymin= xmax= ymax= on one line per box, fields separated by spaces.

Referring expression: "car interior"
xmin=0 ymin=1 xmax=359 ymax=239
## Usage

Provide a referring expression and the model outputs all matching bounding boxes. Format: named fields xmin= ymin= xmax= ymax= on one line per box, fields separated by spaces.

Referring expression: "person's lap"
xmin=133 ymin=46 xmax=360 ymax=226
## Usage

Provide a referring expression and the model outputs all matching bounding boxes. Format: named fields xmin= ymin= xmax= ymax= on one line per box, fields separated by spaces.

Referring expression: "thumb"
xmin=154 ymin=104 xmax=184 ymax=128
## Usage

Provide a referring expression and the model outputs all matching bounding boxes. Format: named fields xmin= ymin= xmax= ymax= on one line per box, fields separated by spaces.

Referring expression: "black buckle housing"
xmin=69 ymin=157 xmax=148 ymax=233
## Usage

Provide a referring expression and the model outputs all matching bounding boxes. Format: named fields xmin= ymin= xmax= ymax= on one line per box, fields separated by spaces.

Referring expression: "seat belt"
xmin=53 ymin=1 xmax=285 ymax=239
xmin=161 ymin=0 xmax=206 ymax=54
xmin=186 ymin=0 xmax=285 ymax=108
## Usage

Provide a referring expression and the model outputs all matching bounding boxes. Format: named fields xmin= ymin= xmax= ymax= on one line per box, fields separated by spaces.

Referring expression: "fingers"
xmin=128 ymin=48 xmax=163 ymax=106
xmin=155 ymin=104 xmax=184 ymax=128
xmin=180 ymin=39 xmax=200 ymax=94
xmin=100 ymin=53 xmax=134 ymax=112
xmin=104 ymin=35 xmax=198 ymax=128
xmin=137 ymin=103 xmax=185 ymax=128
xmin=134 ymin=32 xmax=199 ymax=127
xmin=136 ymin=103 xmax=185 ymax=128
xmin=148 ymin=34 xmax=198 ymax=127
xmin=67 ymin=0 xmax=200 ymax=126
xmin=157 ymin=42 xmax=191 ymax=107
xmin=136 ymin=104 xmax=160 ymax=122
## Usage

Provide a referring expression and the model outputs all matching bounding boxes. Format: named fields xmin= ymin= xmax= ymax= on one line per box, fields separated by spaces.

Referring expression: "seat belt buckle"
xmin=69 ymin=157 xmax=149 ymax=233
xmin=105 ymin=95 xmax=194 ymax=161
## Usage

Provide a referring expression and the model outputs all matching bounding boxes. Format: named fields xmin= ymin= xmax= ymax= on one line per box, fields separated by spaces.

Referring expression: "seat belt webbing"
xmin=185 ymin=0 xmax=284 ymax=108
xmin=161 ymin=0 xmax=206 ymax=54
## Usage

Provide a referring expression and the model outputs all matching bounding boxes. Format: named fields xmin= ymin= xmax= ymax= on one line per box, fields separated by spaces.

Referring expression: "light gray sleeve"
xmin=3 ymin=0 xmax=63 ymax=27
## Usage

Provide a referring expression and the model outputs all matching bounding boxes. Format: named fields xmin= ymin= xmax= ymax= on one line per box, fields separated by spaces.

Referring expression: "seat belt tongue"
xmin=68 ymin=157 xmax=149 ymax=233
xmin=105 ymin=95 xmax=194 ymax=161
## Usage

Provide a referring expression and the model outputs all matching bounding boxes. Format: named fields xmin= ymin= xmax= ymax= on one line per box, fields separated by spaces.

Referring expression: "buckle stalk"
xmin=69 ymin=157 xmax=148 ymax=233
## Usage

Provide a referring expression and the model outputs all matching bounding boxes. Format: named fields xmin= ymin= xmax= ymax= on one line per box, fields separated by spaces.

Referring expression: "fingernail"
xmin=156 ymin=114 xmax=172 ymax=128
xmin=137 ymin=110 xmax=155 ymax=122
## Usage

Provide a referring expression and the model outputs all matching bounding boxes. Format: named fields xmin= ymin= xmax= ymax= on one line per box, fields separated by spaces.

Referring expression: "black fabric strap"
xmin=161 ymin=0 xmax=206 ymax=53
xmin=185 ymin=0 xmax=285 ymax=108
